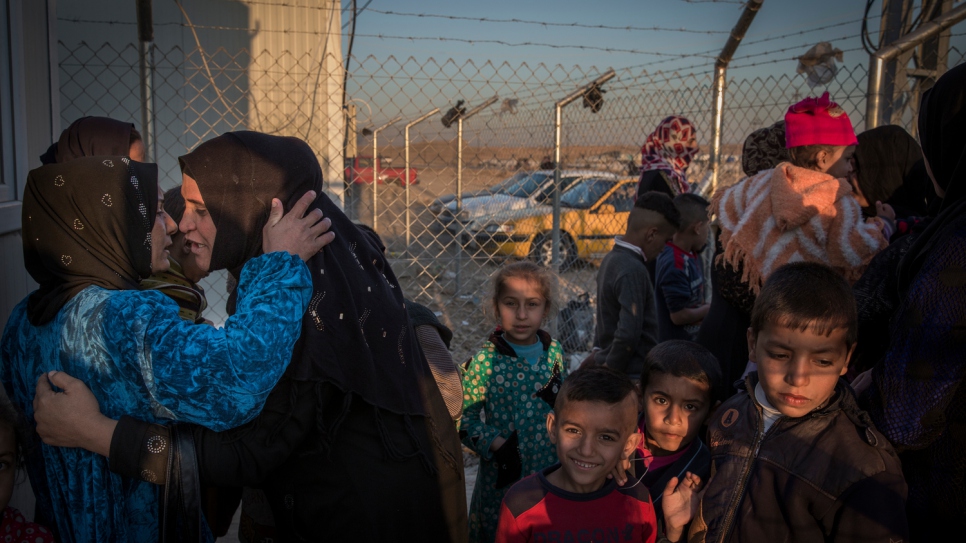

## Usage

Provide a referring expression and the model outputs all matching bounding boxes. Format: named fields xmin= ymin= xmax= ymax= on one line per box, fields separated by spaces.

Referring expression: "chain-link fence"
xmin=57 ymin=33 xmax=966 ymax=365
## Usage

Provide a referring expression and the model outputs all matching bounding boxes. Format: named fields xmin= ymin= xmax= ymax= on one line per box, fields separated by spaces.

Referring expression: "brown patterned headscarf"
xmin=22 ymin=157 xmax=159 ymax=325
xmin=741 ymin=121 xmax=791 ymax=176
xmin=40 ymin=116 xmax=136 ymax=164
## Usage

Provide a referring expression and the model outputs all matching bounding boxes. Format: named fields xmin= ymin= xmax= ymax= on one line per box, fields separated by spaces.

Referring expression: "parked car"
xmin=345 ymin=155 xmax=418 ymax=185
xmin=466 ymin=177 xmax=637 ymax=270
xmin=433 ymin=170 xmax=618 ymax=233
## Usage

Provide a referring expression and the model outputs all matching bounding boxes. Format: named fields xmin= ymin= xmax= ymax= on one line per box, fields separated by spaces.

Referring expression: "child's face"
xmin=818 ymin=145 xmax=855 ymax=179
xmin=642 ymin=373 xmax=712 ymax=456
xmin=495 ymin=276 xmax=548 ymax=345
xmin=0 ymin=424 xmax=16 ymax=512
xmin=748 ymin=319 xmax=854 ymax=418
xmin=547 ymin=396 xmax=641 ymax=494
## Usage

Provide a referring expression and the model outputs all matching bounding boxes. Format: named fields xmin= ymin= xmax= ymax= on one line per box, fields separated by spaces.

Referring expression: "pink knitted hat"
xmin=784 ymin=92 xmax=858 ymax=148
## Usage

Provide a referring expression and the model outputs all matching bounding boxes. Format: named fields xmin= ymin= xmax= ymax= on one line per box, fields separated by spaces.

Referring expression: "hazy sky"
xmin=341 ymin=0 xmax=966 ymax=78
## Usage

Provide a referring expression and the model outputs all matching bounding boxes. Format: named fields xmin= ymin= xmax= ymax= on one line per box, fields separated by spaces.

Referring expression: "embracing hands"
xmin=33 ymin=371 xmax=115 ymax=457
xmin=262 ymin=190 xmax=336 ymax=261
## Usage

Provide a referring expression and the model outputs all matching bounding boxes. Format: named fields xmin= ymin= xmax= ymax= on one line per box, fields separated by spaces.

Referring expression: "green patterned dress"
xmin=460 ymin=329 xmax=567 ymax=543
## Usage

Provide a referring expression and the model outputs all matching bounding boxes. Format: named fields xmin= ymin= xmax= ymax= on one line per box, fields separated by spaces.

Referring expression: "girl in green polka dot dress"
xmin=460 ymin=261 xmax=567 ymax=543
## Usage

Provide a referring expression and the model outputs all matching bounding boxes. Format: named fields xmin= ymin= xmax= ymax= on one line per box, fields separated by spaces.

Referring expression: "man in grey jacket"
xmin=591 ymin=191 xmax=680 ymax=378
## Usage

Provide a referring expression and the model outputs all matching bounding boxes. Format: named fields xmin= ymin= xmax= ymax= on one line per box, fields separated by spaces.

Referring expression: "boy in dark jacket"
xmin=675 ymin=262 xmax=908 ymax=543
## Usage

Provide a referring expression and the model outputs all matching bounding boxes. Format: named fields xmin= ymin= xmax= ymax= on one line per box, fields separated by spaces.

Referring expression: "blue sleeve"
xmin=865 ymin=229 xmax=966 ymax=450
xmin=105 ymin=252 xmax=313 ymax=431
xmin=655 ymin=251 xmax=692 ymax=313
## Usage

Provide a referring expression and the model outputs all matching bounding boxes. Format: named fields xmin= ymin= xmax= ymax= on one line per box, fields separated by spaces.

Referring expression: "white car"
xmin=437 ymin=170 xmax=619 ymax=234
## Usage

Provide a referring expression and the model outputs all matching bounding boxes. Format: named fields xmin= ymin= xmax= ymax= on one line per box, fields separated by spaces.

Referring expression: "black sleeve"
xmin=108 ymin=377 xmax=316 ymax=488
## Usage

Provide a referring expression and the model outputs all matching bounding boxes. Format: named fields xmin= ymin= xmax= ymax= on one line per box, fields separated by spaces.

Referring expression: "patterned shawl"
xmin=639 ymin=115 xmax=699 ymax=195
xmin=713 ymin=163 xmax=887 ymax=294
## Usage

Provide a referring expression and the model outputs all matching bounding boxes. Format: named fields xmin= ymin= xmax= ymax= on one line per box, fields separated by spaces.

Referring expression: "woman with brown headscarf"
xmin=2 ymin=154 xmax=327 ymax=542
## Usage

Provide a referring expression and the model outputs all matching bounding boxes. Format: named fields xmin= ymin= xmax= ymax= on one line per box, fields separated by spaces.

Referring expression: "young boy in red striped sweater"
xmin=494 ymin=367 xmax=661 ymax=543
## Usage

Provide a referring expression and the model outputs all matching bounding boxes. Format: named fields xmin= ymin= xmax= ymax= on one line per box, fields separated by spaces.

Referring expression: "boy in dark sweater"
xmin=635 ymin=340 xmax=720 ymax=540
xmin=675 ymin=262 xmax=908 ymax=543
xmin=655 ymin=194 xmax=710 ymax=342
xmin=495 ymin=367 xmax=657 ymax=543
xmin=592 ymin=192 xmax=680 ymax=379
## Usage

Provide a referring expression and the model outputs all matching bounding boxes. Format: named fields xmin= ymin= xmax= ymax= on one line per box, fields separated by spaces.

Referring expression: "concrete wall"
xmin=0 ymin=0 xmax=57 ymax=519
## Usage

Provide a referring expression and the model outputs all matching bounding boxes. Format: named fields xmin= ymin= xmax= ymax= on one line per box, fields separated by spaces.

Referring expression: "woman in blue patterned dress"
xmin=0 ymin=156 xmax=330 ymax=542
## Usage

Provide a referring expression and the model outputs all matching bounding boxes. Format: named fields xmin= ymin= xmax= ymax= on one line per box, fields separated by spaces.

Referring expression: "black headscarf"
xmin=178 ymin=132 xmax=430 ymax=419
xmin=40 ymin=116 xmax=136 ymax=164
xmin=898 ymin=62 xmax=966 ymax=292
xmin=22 ymin=156 xmax=159 ymax=325
xmin=854 ymin=125 xmax=933 ymax=217
xmin=162 ymin=186 xmax=186 ymax=224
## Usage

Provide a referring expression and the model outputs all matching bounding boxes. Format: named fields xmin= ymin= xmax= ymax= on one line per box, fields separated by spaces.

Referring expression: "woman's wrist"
xmin=489 ymin=436 xmax=507 ymax=452
xmin=88 ymin=414 xmax=119 ymax=458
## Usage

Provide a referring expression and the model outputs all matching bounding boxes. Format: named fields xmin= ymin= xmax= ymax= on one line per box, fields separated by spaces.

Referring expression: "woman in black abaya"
xmin=34 ymin=132 xmax=467 ymax=542
xmin=860 ymin=62 xmax=966 ymax=540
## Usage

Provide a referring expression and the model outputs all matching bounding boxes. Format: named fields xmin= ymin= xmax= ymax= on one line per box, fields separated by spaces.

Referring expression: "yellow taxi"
xmin=467 ymin=177 xmax=637 ymax=269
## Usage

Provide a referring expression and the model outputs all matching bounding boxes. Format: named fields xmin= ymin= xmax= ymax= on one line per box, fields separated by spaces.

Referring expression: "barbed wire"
xmin=55 ymin=16 xmax=716 ymax=58
xmin=346 ymin=33 xmax=719 ymax=58
xmin=616 ymin=14 xmax=881 ymax=73
xmin=362 ymin=9 xmax=730 ymax=34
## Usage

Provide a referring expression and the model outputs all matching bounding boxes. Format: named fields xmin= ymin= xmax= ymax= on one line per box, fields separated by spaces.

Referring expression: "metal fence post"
xmin=551 ymin=70 xmax=615 ymax=269
xmin=136 ymin=0 xmax=155 ymax=161
xmin=371 ymin=116 xmax=401 ymax=231
xmin=866 ymin=2 xmax=966 ymax=130
xmin=709 ymin=0 xmax=763 ymax=196
xmin=405 ymin=108 xmax=440 ymax=248
xmin=454 ymin=96 xmax=498 ymax=294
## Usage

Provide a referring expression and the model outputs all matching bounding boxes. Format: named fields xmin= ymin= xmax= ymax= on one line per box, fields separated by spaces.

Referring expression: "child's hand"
xmin=875 ymin=201 xmax=896 ymax=222
xmin=606 ymin=452 xmax=633 ymax=486
xmin=662 ymin=472 xmax=704 ymax=542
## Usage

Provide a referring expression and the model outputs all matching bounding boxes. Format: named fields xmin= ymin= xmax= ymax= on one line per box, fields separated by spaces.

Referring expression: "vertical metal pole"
xmin=372 ymin=129 xmax=379 ymax=230
xmin=552 ymin=104 xmax=563 ymax=269
xmin=865 ymin=2 xmax=966 ymax=131
xmin=136 ymin=0 xmax=155 ymax=162
xmin=877 ymin=0 xmax=915 ymax=126
xmin=370 ymin=116 xmax=401 ymax=231
xmin=707 ymin=0 xmax=763 ymax=195
xmin=866 ymin=55 xmax=887 ymax=130
xmin=455 ymin=116 xmax=463 ymax=294
xmin=405 ymin=125 xmax=411 ymax=247
xmin=404 ymin=108 xmax=440 ymax=249
xmin=549 ymin=71 xmax=615 ymax=269
xmin=709 ymin=64 xmax=726 ymax=195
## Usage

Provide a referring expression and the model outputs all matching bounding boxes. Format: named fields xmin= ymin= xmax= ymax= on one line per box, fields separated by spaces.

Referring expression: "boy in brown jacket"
xmin=670 ymin=262 xmax=908 ymax=543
